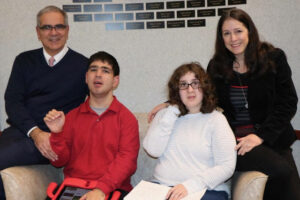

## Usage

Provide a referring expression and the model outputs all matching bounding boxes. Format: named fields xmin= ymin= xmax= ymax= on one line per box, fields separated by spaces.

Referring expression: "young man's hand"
xmin=79 ymin=189 xmax=106 ymax=200
xmin=44 ymin=109 xmax=65 ymax=133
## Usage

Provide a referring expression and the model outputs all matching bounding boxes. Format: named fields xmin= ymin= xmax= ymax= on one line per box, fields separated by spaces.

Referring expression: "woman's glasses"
xmin=179 ymin=80 xmax=201 ymax=90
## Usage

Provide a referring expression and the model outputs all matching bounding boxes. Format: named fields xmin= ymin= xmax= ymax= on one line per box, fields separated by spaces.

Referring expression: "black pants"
xmin=201 ymin=190 xmax=228 ymax=200
xmin=0 ymin=127 xmax=49 ymax=200
xmin=236 ymin=144 xmax=300 ymax=200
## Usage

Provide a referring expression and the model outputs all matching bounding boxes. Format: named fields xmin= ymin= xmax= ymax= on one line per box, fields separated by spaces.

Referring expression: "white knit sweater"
xmin=143 ymin=106 xmax=236 ymax=195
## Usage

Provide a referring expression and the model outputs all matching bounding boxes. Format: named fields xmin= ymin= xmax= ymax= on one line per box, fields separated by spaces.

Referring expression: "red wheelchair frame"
xmin=47 ymin=177 xmax=121 ymax=200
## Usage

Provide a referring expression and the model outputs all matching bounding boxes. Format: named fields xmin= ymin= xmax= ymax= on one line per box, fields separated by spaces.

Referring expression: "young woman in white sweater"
xmin=143 ymin=63 xmax=236 ymax=200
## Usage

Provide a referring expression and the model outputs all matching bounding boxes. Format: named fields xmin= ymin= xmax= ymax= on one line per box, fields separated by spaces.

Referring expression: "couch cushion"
xmin=231 ymin=171 xmax=268 ymax=200
xmin=131 ymin=113 xmax=158 ymax=186
xmin=1 ymin=164 xmax=63 ymax=200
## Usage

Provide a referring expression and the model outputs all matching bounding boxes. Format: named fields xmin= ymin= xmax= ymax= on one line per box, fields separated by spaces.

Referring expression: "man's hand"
xmin=44 ymin=109 xmax=65 ymax=133
xmin=166 ymin=184 xmax=188 ymax=200
xmin=30 ymin=127 xmax=58 ymax=161
xmin=235 ymin=134 xmax=263 ymax=156
xmin=147 ymin=102 xmax=169 ymax=123
xmin=79 ymin=188 xmax=106 ymax=200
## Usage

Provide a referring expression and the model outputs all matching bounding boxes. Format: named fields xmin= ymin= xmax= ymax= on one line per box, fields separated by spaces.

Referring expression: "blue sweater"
xmin=5 ymin=48 xmax=88 ymax=134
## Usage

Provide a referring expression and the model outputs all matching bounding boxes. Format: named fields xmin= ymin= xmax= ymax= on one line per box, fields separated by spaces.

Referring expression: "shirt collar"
xmin=43 ymin=45 xmax=69 ymax=67
xmin=80 ymin=96 xmax=121 ymax=114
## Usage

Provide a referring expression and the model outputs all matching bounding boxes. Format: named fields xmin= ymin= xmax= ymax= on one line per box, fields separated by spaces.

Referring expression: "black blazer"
xmin=207 ymin=49 xmax=298 ymax=149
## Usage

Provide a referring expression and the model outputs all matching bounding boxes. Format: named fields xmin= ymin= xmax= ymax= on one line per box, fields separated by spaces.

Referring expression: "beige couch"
xmin=1 ymin=113 xmax=268 ymax=200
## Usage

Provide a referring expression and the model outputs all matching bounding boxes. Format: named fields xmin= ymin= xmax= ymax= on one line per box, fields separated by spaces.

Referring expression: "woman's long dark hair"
xmin=168 ymin=62 xmax=216 ymax=116
xmin=209 ymin=8 xmax=276 ymax=80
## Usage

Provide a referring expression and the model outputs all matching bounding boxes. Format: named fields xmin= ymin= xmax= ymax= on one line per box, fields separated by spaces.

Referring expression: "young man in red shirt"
xmin=44 ymin=51 xmax=139 ymax=200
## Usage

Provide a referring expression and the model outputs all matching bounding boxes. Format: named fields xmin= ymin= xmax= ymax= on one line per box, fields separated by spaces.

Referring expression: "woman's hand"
xmin=166 ymin=184 xmax=188 ymax=200
xmin=235 ymin=134 xmax=263 ymax=156
xmin=147 ymin=102 xmax=169 ymax=123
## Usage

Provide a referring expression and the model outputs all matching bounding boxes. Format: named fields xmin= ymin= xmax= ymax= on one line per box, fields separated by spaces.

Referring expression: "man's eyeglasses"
xmin=179 ymin=80 xmax=201 ymax=90
xmin=39 ymin=24 xmax=67 ymax=32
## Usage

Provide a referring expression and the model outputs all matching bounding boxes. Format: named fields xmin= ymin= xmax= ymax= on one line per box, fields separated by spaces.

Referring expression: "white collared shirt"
xmin=43 ymin=45 xmax=69 ymax=67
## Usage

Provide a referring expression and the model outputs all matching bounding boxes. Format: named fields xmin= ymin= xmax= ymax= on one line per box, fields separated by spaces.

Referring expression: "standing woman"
xmin=207 ymin=8 xmax=300 ymax=200
xmin=144 ymin=63 xmax=236 ymax=200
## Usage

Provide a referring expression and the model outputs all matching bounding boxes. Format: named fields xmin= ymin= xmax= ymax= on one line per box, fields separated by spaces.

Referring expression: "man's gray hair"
xmin=36 ymin=5 xmax=68 ymax=27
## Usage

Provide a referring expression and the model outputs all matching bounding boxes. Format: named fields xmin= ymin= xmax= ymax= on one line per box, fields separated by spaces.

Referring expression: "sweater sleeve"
xmin=4 ymin=55 xmax=38 ymax=134
xmin=182 ymin=113 xmax=236 ymax=194
xmin=143 ymin=105 xmax=180 ymax=157
xmin=256 ymin=49 xmax=298 ymax=145
xmin=95 ymin=111 xmax=140 ymax=194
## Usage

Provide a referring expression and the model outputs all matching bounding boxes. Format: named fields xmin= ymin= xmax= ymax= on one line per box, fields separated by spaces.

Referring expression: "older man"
xmin=0 ymin=5 xmax=87 ymax=199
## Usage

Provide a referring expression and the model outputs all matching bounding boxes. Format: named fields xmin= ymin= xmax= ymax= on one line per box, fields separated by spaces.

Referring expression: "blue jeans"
xmin=201 ymin=190 xmax=228 ymax=200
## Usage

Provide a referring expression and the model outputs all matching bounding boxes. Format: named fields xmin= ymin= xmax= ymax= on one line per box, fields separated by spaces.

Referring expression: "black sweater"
xmin=5 ymin=48 xmax=88 ymax=134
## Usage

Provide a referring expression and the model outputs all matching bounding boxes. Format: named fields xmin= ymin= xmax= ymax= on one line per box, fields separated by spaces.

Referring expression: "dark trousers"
xmin=236 ymin=144 xmax=300 ymax=200
xmin=201 ymin=190 xmax=228 ymax=200
xmin=0 ymin=127 xmax=49 ymax=200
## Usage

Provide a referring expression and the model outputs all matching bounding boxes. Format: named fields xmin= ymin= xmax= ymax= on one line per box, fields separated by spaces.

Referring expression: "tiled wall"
xmin=63 ymin=0 xmax=246 ymax=30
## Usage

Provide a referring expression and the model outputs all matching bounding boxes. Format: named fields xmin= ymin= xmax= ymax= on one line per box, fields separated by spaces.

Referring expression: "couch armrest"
xmin=231 ymin=171 xmax=268 ymax=200
xmin=1 ymin=164 xmax=63 ymax=200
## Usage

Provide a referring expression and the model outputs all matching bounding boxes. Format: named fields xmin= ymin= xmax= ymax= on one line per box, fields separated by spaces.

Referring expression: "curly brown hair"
xmin=168 ymin=62 xmax=216 ymax=116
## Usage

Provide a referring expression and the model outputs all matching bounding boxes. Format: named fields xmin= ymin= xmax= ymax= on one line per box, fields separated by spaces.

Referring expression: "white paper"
xmin=124 ymin=180 xmax=206 ymax=200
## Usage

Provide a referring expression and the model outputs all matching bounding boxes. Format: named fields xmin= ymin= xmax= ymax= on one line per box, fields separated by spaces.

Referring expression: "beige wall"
xmin=1 ymin=0 xmax=299 ymax=168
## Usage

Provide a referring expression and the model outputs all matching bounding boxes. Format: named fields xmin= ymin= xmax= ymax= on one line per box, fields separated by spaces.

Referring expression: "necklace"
xmin=233 ymin=60 xmax=248 ymax=74
xmin=235 ymin=72 xmax=248 ymax=109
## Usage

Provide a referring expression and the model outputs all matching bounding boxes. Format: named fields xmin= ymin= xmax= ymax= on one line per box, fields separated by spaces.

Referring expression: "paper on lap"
xmin=124 ymin=180 xmax=206 ymax=200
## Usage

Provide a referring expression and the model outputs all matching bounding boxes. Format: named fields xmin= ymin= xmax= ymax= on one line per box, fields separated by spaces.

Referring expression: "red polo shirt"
xmin=50 ymin=96 xmax=139 ymax=194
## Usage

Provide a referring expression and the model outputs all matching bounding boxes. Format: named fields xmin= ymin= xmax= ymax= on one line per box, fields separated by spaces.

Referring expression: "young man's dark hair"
xmin=88 ymin=51 xmax=120 ymax=76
